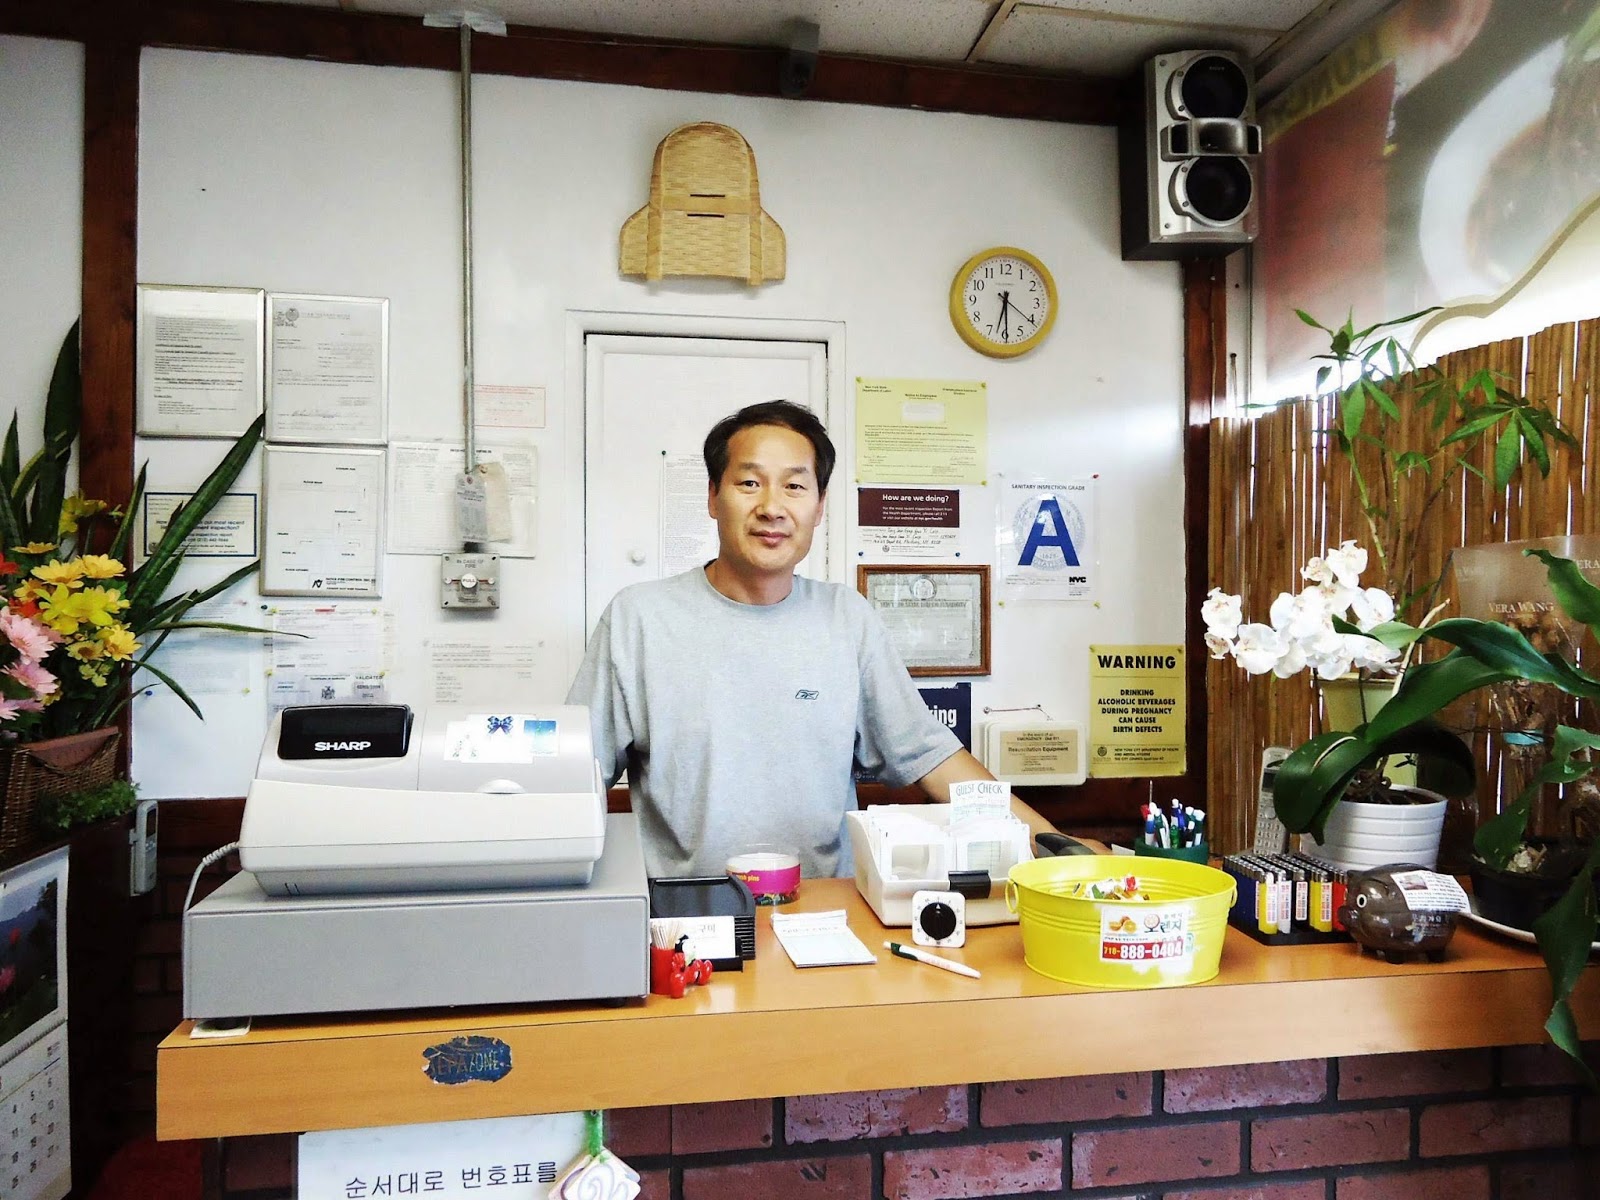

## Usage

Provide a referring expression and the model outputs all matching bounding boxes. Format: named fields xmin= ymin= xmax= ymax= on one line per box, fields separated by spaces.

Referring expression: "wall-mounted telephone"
xmin=130 ymin=798 xmax=158 ymax=896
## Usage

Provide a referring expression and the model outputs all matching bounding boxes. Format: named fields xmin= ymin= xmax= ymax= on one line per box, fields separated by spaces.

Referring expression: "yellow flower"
xmin=67 ymin=639 xmax=102 ymax=661
xmin=13 ymin=579 xmax=50 ymax=603
xmin=77 ymin=554 xmax=125 ymax=580
xmin=58 ymin=493 xmax=110 ymax=536
xmin=37 ymin=583 xmax=126 ymax=635
xmin=97 ymin=624 xmax=138 ymax=660
xmin=11 ymin=542 xmax=58 ymax=555
xmin=32 ymin=559 xmax=84 ymax=587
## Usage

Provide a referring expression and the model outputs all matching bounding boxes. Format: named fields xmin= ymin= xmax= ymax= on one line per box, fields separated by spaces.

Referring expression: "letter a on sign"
xmin=1018 ymin=496 xmax=1079 ymax=567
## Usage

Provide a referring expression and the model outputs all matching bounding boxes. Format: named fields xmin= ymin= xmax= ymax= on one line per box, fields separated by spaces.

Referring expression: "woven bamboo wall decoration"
xmin=619 ymin=122 xmax=786 ymax=285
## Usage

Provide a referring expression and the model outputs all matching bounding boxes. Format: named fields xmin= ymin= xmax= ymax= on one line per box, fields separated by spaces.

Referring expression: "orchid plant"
xmin=1202 ymin=541 xmax=1402 ymax=681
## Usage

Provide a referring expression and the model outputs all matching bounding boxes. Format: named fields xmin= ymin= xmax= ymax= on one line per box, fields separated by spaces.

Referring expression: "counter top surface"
xmin=157 ymin=877 xmax=1600 ymax=1139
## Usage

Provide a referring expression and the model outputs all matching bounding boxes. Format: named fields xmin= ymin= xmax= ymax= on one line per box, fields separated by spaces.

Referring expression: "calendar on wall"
xmin=0 ymin=847 xmax=70 ymax=1200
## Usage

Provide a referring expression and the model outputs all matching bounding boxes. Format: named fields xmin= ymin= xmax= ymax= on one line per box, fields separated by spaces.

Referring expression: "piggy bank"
xmin=1338 ymin=864 xmax=1461 ymax=963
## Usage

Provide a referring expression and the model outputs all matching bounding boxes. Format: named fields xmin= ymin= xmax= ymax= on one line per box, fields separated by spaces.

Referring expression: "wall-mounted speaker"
xmin=1119 ymin=49 xmax=1262 ymax=261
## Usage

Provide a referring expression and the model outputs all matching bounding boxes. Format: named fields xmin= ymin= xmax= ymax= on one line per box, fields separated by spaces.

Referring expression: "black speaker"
xmin=1119 ymin=50 xmax=1261 ymax=261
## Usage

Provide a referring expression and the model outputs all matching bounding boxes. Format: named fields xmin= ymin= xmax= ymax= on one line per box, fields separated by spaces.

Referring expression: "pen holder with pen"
xmin=1133 ymin=841 xmax=1210 ymax=865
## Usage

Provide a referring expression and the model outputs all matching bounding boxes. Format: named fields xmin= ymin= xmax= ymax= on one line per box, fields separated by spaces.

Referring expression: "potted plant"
xmin=0 ymin=322 xmax=267 ymax=853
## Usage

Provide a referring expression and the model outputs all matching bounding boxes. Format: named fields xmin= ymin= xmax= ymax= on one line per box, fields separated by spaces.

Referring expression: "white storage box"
xmin=847 ymin=803 xmax=1032 ymax=927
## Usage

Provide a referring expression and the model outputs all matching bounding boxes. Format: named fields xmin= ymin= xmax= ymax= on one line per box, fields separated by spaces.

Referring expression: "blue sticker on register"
xmin=523 ymin=718 xmax=557 ymax=755
xmin=422 ymin=1035 xmax=513 ymax=1085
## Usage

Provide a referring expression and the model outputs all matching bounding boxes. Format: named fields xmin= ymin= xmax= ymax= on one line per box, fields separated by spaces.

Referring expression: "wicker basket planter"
xmin=0 ymin=727 xmax=121 ymax=858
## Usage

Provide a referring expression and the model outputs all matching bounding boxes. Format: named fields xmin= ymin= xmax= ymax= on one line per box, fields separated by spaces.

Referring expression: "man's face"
xmin=708 ymin=424 xmax=825 ymax=582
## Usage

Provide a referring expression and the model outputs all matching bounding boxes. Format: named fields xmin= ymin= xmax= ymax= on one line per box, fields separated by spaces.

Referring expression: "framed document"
xmin=856 ymin=564 xmax=990 ymax=677
xmin=261 ymin=444 xmax=385 ymax=597
xmin=136 ymin=283 xmax=265 ymax=437
xmin=266 ymin=292 xmax=389 ymax=444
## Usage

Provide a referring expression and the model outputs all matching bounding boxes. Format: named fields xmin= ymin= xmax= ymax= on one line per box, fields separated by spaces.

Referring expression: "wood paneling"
xmin=1 ymin=0 xmax=1125 ymax=126
xmin=156 ymin=876 xmax=1600 ymax=1139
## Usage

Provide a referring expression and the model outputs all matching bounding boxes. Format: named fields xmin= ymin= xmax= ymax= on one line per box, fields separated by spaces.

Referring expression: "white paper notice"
xmin=660 ymin=454 xmax=717 ymax=577
xmin=263 ymin=446 xmax=384 ymax=596
xmin=474 ymin=383 xmax=546 ymax=430
xmin=997 ymin=478 xmax=1095 ymax=600
xmin=137 ymin=285 xmax=264 ymax=437
xmin=137 ymin=491 xmax=258 ymax=565
xmin=266 ymin=603 xmax=393 ymax=709
xmin=430 ymin=640 xmax=545 ymax=707
xmin=771 ymin=910 xmax=877 ymax=968
xmin=267 ymin=292 xmax=388 ymax=444
xmin=387 ymin=442 xmax=539 ymax=557
xmin=139 ymin=596 xmax=263 ymax=699
xmin=299 ymin=1112 xmax=584 ymax=1200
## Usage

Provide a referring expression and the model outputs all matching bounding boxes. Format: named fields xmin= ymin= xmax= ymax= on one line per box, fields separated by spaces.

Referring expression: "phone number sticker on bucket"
xmin=1099 ymin=904 xmax=1194 ymax=967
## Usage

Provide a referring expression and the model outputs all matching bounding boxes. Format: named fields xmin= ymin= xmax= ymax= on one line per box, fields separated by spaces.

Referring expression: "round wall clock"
xmin=948 ymin=246 xmax=1058 ymax=358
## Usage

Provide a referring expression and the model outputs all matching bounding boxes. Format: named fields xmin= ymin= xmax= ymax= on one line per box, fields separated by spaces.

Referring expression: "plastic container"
xmin=727 ymin=845 xmax=801 ymax=905
xmin=1132 ymin=841 xmax=1210 ymax=865
xmin=1006 ymin=855 xmax=1235 ymax=989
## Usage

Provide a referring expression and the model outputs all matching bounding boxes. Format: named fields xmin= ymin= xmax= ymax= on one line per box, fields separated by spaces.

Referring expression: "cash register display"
xmin=276 ymin=704 xmax=413 ymax=759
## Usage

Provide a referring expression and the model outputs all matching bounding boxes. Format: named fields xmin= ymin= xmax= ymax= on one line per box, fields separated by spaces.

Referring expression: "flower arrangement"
xmin=1 ymin=322 xmax=265 ymax=747
xmin=1210 ymin=544 xmax=1600 ymax=1078
xmin=1296 ymin=309 xmax=1576 ymax=619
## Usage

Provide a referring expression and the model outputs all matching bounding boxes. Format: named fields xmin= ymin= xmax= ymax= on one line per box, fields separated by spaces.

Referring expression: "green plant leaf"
xmin=1492 ymin=421 xmax=1522 ymax=489
xmin=1526 ymin=548 xmax=1600 ymax=638
xmin=1438 ymin=411 xmax=1507 ymax=445
xmin=1363 ymin=376 xmax=1400 ymax=421
xmin=1294 ymin=309 xmax=1327 ymax=331
xmin=107 ymin=464 xmax=148 ymax=563
xmin=128 ymin=657 xmax=205 ymax=721
xmin=1532 ymin=836 xmax=1600 ymax=1080
xmin=126 ymin=412 xmax=263 ymax=609
xmin=1328 ymin=616 xmax=1425 ymax=650
xmin=1419 ymin=618 xmax=1600 ymax=699
xmin=17 ymin=322 xmax=80 ymax=544
xmin=1341 ymin=386 xmax=1367 ymax=440
xmin=1473 ymin=725 xmax=1600 ymax=866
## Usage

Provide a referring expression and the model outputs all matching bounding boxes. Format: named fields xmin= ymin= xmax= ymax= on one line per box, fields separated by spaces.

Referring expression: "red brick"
xmin=134 ymin=916 xmax=182 ymax=957
xmin=132 ymin=956 xmax=162 ymax=994
xmin=1500 ymin=1158 xmax=1595 ymax=1200
xmin=1338 ymin=1050 xmax=1491 ymax=1099
xmin=224 ymin=1133 xmax=295 ymax=1192
xmin=1500 ymin=1043 xmax=1590 ymax=1088
xmin=683 ymin=1155 xmax=870 ymax=1200
xmin=787 ymin=1087 xmax=967 ymax=1143
xmin=1336 ymin=1164 xmax=1490 ymax=1200
xmin=165 ymin=956 xmax=184 ymax=993
xmin=1165 ymin=1059 xmax=1326 ymax=1112
xmin=607 ymin=1106 xmax=670 ymax=1158
xmin=1072 ymin=1121 xmax=1239 ymax=1188
xmin=1419 ymin=1096 xmax=1572 ymax=1156
xmin=1251 ymin=1110 xmax=1409 ymax=1172
xmin=886 ymin=1140 xmax=1061 ymax=1200
xmin=1581 ymin=1095 xmax=1599 ymax=1147
xmin=980 ymin=1074 xmax=1150 ymax=1126
xmin=637 ymin=1167 xmax=671 ymax=1200
xmin=132 ymin=991 xmax=184 ymax=1036
xmin=1167 ymin=1184 xmax=1325 ymax=1200
xmin=671 ymin=1098 xmax=772 ymax=1154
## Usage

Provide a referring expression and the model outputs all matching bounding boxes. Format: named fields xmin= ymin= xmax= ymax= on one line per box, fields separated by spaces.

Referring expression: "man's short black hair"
xmin=703 ymin=400 xmax=836 ymax=494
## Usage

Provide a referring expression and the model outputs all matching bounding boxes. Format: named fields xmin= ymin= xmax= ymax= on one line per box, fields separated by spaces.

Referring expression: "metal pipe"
xmin=459 ymin=20 xmax=476 ymax=473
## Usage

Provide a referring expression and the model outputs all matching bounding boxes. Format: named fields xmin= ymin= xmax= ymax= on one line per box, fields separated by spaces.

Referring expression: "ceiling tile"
xmin=1018 ymin=0 xmax=1325 ymax=34
xmin=981 ymin=5 xmax=1277 ymax=75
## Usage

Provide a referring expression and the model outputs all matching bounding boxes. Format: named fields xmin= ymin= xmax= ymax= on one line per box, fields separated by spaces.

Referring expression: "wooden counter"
xmin=156 ymin=878 xmax=1600 ymax=1140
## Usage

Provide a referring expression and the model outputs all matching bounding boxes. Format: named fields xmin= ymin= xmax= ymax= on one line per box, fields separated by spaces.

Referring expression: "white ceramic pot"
xmin=1306 ymin=786 xmax=1448 ymax=871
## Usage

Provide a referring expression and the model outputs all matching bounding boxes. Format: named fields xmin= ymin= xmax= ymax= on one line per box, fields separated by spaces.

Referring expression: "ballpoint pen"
xmin=885 ymin=941 xmax=982 ymax=979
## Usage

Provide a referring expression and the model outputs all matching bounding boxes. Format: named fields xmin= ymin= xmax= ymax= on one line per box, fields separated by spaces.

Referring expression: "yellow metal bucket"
xmin=1006 ymin=856 xmax=1236 ymax=989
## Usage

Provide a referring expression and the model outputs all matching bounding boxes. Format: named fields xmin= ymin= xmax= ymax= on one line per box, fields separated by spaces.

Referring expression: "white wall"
xmin=0 ymin=36 xmax=82 ymax=460
xmin=12 ymin=43 xmax=1186 ymax=797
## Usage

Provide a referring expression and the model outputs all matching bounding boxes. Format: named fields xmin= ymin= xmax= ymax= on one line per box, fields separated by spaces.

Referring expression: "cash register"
xmin=182 ymin=704 xmax=649 ymax=1021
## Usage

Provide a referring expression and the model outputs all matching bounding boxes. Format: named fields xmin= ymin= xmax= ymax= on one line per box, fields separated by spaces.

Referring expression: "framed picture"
xmin=0 ymin=846 xmax=69 ymax=1066
xmin=856 ymin=564 xmax=990 ymax=677
xmin=136 ymin=283 xmax=265 ymax=437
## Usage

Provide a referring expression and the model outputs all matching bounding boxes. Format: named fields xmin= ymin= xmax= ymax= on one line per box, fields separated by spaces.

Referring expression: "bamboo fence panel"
xmin=1208 ymin=317 xmax=1600 ymax=853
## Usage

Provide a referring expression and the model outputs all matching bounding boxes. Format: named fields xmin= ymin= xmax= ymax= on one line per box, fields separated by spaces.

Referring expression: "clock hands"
xmin=999 ymin=291 xmax=1038 ymax=334
xmin=998 ymin=289 xmax=1011 ymax=342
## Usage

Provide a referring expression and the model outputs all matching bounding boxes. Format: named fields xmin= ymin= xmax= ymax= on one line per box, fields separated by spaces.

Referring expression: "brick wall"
xmin=208 ymin=1050 xmax=1599 ymax=1199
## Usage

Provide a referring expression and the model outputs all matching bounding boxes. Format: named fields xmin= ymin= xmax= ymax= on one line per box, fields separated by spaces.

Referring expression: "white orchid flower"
xmin=1205 ymin=631 xmax=1234 ymax=660
xmin=1350 ymin=586 xmax=1396 ymax=632
xmin=1201 ymin=588 xmax=1243 ymax=639
xmin=1310 ymin=647 xmax=1355 ymax=680
xmin=1269 ymin=588 xmax=1331 ymax=641
xmin=1233 ymin=623 xmax=1287 ymax=675
xmin=1301 ymin=554 xmax=1332 ymax=586
xmin=1324 ymin=541 xmax=1368 ymax=589
xmin=1271 ymin=640 xmax=1308 ymax=679
xmin=1347 ymin=632 xmax=1402 ymax=671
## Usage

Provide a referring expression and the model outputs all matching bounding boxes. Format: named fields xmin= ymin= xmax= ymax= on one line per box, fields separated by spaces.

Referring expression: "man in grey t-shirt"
xmin=567 ymin=400 xmax=1055 ymax=878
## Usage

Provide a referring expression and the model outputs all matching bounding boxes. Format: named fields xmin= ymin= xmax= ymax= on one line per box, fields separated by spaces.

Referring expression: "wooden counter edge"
xmin=157 ymin=956 xmax=1600 ymax=1139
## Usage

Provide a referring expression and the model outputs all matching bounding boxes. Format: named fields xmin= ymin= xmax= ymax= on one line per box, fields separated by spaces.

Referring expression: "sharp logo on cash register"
xmin=314 ymin=740 xmax=374 ymax=753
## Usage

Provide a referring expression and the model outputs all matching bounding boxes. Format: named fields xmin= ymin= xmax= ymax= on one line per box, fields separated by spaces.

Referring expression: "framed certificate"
xmin=856 ymin=564 xmax=990 ymax=677
xmin=261 ymin=444 xmax=385 ymax=597
xmin=136 ymin=283 xmax=265 ymax=437
xmin=266 ymin=292 xmax=389 ymax=445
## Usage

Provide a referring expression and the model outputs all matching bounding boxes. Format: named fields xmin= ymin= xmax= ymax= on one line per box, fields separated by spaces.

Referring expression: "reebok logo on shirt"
xmin=795 ymin=689 xmax=819 ymax=700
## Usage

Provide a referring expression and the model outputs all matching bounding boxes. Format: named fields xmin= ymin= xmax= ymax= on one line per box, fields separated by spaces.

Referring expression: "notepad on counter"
xmin=771 ymin=909 xmax=878 ymax=967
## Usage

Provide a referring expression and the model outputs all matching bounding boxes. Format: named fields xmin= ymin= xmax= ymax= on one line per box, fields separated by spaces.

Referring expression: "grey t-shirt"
xmin=567 ymin=567 xmax=960 ymax=878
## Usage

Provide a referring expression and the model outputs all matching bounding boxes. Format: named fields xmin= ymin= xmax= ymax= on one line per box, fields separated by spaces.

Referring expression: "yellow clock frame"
xmin=948 ymin=246 xmax=1058 ymax=359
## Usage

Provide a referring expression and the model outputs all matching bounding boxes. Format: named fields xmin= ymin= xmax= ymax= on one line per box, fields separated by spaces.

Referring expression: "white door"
xmin=584 ymin=334 xmax=830 ymax=632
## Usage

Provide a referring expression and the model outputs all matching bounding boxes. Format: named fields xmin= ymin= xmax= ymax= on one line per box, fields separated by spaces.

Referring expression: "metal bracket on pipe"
xmin=423 ymin=10 xmax=507 ymax=34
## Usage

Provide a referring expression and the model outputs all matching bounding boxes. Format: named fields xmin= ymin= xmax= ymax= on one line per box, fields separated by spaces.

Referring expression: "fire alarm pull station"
xmin=441 ymin=553 xmax=499 ymax=609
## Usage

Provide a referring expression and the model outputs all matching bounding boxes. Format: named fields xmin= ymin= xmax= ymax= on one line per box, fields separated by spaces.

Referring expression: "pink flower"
xmin=0 ymin=696 xmax=45 ymax=722
xmin=0 ymin=609 xmax=61 ymax=661
xmin=5 ymin=659 xmax=58 ymax=697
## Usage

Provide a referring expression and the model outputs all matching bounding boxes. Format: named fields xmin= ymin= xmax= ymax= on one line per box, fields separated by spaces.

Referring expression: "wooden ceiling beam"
xmin=1 ymin=0 xmax=1125 ymax=125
